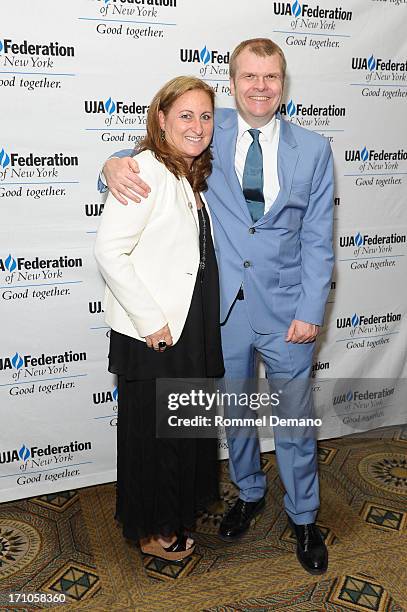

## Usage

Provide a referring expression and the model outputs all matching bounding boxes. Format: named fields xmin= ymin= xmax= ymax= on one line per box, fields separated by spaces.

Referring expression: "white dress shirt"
xmin=234 ymin=115 xmax=280 ymax=214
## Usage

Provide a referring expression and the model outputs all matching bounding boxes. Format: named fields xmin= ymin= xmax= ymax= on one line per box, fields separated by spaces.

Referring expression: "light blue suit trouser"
xmin=221 ymin=298 xmax=319 ymax=525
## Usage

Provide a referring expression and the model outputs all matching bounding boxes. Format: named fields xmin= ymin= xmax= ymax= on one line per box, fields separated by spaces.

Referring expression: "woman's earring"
xmin=160 ymin=129 xmax=166 ymax=142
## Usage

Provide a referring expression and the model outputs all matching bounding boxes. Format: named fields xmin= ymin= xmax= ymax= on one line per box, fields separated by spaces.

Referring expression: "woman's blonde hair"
xmin=139 ymin=76 xmax=215 ymax=192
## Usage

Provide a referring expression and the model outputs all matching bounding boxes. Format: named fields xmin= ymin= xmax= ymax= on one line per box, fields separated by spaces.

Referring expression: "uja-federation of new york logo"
xmin=352 ymin=52 xmax=407 ymax=100
xmin=0 ymin=440 xmax=92 ymax=466
xmin=0 ymin=147 xmax=78 ymax=185
xmin=84 ymin=97 xmax=149 ymax=128
xmin=0 ymin=349 xmax=87 ymax=382
xmin=271 ymin=2 xmax=352 ymax=49
xmin=0 ymin=253 xmax=82 ymax=284
xmin=352 ymin=53 xmax=407 ymax=81
xmin=88 ymin=0 xmax=176 ymax=39
xmin=344 ymin=145 xmax=406 ymax=188
xmin=338 ymin=230 xmax=406 ymax=271
xmin=272 ymin=1 xmax=352 ymax=20
xmin=180 ymin=45 xmax=229 ymax=81
xmin=0 ymin=253 xmax=82 ymax=304
xmin=0 ymin=37 xmax=75 ymax=69
xmin=332 ymin=381 xmax=395 ymax=429
xmin=279 ymin=99 xmax=345 ymax=129
xmin=1 ymin=440 xmax=93 ymax=485
xmin=335 ymin=310 xmax=401 ymax=350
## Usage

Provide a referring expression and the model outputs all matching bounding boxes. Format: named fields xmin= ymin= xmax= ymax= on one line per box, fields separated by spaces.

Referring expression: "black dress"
xmin=109 ymin=202 xmax=224 ymax=540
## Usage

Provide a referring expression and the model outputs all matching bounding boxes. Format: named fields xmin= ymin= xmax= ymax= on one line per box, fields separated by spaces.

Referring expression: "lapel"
xmin=256 ymin=115 xmax=299 ymax=225
xmin=216 ymin=112 xmax=253 ymax=224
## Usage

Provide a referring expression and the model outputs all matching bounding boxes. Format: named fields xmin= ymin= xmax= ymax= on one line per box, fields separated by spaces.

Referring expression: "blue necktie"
xmin=242 ymin=129 xmax=265 ymax=223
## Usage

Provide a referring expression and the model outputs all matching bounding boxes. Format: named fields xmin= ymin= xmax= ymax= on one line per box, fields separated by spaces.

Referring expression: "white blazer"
xmin=94 ymin=149 xmax=205 ymax=344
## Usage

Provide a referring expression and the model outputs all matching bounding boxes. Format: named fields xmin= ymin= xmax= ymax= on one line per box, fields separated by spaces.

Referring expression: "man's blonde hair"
xmin=229 ymin=38 xmax=286 ymax=81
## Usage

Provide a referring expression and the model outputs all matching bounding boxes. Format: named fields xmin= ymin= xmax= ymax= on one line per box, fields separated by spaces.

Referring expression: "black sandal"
xmin=140 ymin=533 xmax=195 ymax=561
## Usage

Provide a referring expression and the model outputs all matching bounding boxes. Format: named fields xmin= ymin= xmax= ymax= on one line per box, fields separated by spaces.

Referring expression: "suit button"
xmin=249 ymin=227 xmax=256 ymax=234
xmin=243 ymin=260 xmax=251 ymax=268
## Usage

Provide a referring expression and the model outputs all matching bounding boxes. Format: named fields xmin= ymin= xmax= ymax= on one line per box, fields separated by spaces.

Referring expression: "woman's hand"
xmin=144 ymin=324 xmax=173 ymax=351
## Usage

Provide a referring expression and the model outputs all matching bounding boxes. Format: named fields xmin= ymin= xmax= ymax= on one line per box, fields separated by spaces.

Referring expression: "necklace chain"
xmin=198 ymin=207 xmax=207 ymax=278
xmin=180 ymin=178 xmax=207 ymax=280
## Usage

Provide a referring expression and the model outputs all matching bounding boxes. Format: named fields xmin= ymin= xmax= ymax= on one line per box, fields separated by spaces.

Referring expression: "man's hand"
xmin=103 ymin=156 xmax=151 ymax=205
xmin=285 ymin=319 xmax=319 ymax=343
xmin=144 ymin=324 xmax=173 ymax=351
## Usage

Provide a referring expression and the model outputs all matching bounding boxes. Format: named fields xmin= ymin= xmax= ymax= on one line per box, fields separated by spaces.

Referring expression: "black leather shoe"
xmin=288 ymin=517 xmax=328 ymax=575
xmin=219 ymin=497 xmax=265 ymax=541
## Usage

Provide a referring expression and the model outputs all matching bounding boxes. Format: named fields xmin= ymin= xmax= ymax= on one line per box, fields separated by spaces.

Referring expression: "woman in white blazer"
xmin=95 ymin=76 xmax=224 ymax=562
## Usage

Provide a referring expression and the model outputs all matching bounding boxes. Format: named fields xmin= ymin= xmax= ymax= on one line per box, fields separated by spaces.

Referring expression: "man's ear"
xmin=158 ymin=110 xmax=165 ymax=130
xmin=229 ymin=78 xmax=235 ymax=96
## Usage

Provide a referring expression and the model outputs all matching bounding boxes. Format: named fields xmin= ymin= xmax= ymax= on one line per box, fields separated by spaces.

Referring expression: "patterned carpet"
xmin=0 ymin=426 xmax=406 ymax=611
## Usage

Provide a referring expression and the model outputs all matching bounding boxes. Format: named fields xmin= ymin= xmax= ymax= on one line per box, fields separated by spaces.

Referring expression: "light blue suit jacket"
xmin=99 ymin=109 xmax=334 ymax=334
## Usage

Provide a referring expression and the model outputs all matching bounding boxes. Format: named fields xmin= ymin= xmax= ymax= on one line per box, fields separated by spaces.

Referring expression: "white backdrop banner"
xmin=1 ymin=0 xmax=406 ymax=501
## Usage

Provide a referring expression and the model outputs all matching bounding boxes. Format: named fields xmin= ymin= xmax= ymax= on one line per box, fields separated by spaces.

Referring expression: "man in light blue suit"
xmin=99 ymin=38 xmax=334 ymax=574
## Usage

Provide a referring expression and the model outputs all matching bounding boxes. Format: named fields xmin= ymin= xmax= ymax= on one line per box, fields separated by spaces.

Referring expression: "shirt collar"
xmin=237 ymin=113 xmax=278 ymax=143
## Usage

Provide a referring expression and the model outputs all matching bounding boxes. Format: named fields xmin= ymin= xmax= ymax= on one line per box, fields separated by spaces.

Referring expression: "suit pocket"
xmin=279 ymin=266 xmax=301 ymax=287
xmin=291 ymin=180 xmax=312 ymax=191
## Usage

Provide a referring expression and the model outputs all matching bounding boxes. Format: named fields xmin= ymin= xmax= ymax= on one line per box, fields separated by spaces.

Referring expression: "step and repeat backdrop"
xmin=1 ymin=0 xmax=406 ymax=501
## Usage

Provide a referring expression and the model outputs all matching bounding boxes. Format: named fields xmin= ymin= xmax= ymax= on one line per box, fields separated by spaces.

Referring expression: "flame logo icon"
xmin=355 ymin=232 xmax=364 ymax=247
xmin=367 ymin=54 xmax=376 ymax=71
xmin=361 ymin=146 xmax=369 ymax=162
xmin=104 ymin=0 xmax=110 ymax=4
xmin=12 ymin=352 xmax=24 ymax=370
xmin=0 ymin=40 xmax=3 ymax=53
xmin=292 ymin=1 xmax=302 ymax=17
xmin=104 ymin=97 xmax=116 ymax=115
xmin=287 ymin=99 xmax=297 ymax=117
xmin=346 ymin=390 xmax=353 ymax=402
xmin=351 ymin=314 xmax=360 ymax=327
xmin=0 ymin=148 xmax=10 ymax=169
xmin=5 ymin=254 xmax=16 ymax=272
xmin=113 ymin=386 xmax=118 ymax=401
xmin=200 ymin=46 xmax=211 ymax=65
xmin=18 ymin=444 xmax=31 ymax=461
